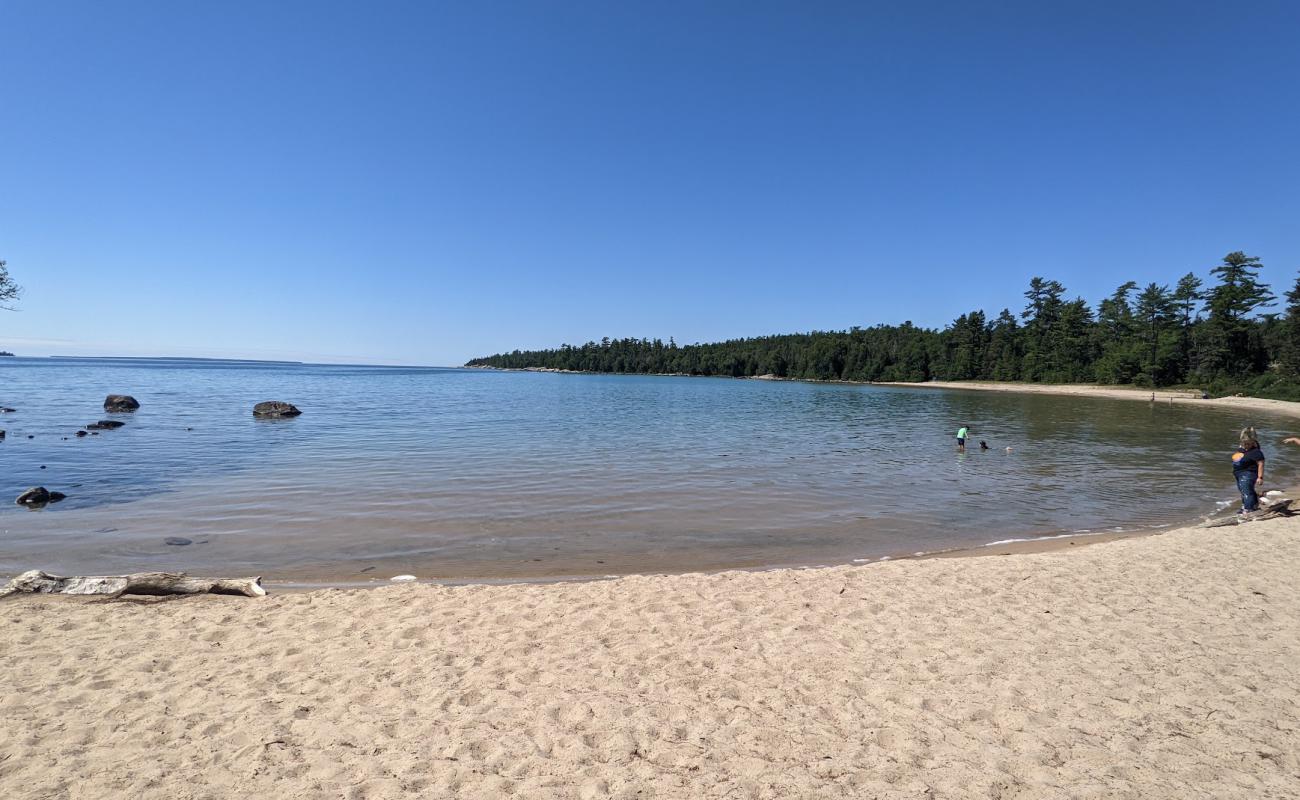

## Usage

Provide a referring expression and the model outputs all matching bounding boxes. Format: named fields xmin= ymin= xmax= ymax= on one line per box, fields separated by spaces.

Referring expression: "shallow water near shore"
xmin=1 ymin=357 xmax=1294 ymax=582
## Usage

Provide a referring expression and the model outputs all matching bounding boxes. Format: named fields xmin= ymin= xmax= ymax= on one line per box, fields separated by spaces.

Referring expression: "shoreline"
xmin=6 ymin=510 xmax=1298 ymax=797
xmin=874 ymin=379 xmax=1300 ymax=419
xmin=262 ymin=523 xmax=1186 ymax=591
xmin=24 ymin=510 xmax=1225 ymax=593
xmin=471 ymin=366 xmax=1300 ymax=421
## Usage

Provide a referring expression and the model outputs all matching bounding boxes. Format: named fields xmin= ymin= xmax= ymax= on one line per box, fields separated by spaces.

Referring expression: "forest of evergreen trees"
xmin=467 ymin=252 xmax=1300 ymax=399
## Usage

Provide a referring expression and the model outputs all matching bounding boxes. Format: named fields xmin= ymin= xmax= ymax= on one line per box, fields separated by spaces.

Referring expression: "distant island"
xmin=467 ymin=251 xmax=1300 ymax=400
xmin=0 ymin=351 xmax=14 ymax=357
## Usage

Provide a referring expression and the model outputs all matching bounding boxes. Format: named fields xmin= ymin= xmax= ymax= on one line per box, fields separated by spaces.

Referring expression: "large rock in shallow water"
xmin=16 ymin=487 xmax=50 ymax=506
xmin=104 ymin=394 xmax=140 ymax=412
xmin=253 ymin=401 xmax=302 ymax=419
xmin=16 ymin=487 xmax=67 ymax=506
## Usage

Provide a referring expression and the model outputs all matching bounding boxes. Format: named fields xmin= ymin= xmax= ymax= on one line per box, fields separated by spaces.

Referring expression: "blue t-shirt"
xmin=1232 ymin=447 xmax=1264 ymax=474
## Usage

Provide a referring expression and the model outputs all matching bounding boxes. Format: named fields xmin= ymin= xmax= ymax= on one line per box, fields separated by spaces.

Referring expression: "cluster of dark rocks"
xmin=10 ymin=393 xmax=304 ymax=510
xmin=62 ymin=395 xmax=141 ymax=439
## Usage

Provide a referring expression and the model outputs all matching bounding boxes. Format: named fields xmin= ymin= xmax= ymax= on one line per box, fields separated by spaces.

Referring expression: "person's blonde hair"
xmin=1240 ymin=426 xmax=1260 ymax=449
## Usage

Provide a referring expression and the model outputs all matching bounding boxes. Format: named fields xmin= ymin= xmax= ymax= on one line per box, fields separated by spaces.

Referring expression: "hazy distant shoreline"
xmin=468 ymin=365 xmax=1300 ymax=420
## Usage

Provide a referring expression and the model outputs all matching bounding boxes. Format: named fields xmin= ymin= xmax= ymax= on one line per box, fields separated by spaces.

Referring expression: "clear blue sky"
xmin=2 ymin=1 xmax=1297 ymax=365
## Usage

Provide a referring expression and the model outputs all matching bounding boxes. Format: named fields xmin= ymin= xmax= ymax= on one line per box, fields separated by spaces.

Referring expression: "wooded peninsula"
xmin=467 ymin=251 xmax=1300 ymax=400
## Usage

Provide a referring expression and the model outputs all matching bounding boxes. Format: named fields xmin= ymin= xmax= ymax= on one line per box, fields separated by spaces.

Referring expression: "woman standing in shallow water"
xmin=1233 ymin=428 xmax=1266 ymax=516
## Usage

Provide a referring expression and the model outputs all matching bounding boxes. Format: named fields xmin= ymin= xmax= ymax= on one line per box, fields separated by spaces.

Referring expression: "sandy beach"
xmin=4 ymin=514 xmax=1299 ymax=799
xmin=875 ymin=380 xmax=1300 ymax=420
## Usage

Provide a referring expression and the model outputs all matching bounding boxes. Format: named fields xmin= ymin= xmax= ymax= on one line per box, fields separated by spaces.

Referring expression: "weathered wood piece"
xmin=1203 ymin=498 xmax=1296 ymax=528
xmin=0 ymin=570 xmax=265 ymax=599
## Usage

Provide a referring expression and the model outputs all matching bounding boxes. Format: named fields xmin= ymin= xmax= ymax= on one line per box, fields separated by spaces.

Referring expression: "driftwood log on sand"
xmin=0 ymin=570 xmax=266 ymax=599
xmin=1203 ymin=498 xmax=1297 ymax=529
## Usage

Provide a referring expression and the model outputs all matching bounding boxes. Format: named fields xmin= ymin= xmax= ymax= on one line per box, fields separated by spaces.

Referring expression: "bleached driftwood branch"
xmin=1203 ymin=498 xmax=1296 ymax=528
xmin=0 ymin=570 xmax=265 ymax=599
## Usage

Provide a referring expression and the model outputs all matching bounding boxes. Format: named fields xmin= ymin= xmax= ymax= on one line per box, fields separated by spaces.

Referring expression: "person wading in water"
xmin=1233 ymin=427 xmax=1266 ymax=518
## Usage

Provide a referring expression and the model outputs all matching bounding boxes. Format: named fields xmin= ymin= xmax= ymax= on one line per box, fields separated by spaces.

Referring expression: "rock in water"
xmin=0 ymin=407 xmax=15 ymax=413
xmin=103 ymin=394 xmax=140 ymax=412
xmin=253 ymin=401 xmax=302 ymax=418
xmin=47 ymin=491 xmax=66 ymax=502
xmin=75 ymin=430 xmax=89 ymax=437
xmin=164 ymin=537 xmax=193 ymax=546
xmin=85 ymin=420 xmax=126 ymax=430
xmin=16 ymin=487 xmax=50 ymax=506
xmin=0 ymin=430 xmax=5 ymax=439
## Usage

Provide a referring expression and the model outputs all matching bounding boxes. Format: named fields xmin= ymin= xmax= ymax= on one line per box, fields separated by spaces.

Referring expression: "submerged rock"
xmin=75 ymin=430 xmax=88 ymax=437
xmin=47 ymin=491 xmax=66 ymax=502
xmin=103 ymin=395 xmax=140 ymax=412
xmin=0 ymin=407 xmax=15 ymax=413
xmin=253 ymin=401 xmax=302 ymax=419
xmin=164 ymin=537 xmax=192 ymax=546
xmin=85 ymin=420 xmax=126 ymax=430
xmin=0 ymin=430 xmax=5 ymax=439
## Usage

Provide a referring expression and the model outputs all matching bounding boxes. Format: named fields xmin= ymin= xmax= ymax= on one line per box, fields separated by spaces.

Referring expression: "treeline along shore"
xmin=468 ymin=251 xmax=1300 ymax=399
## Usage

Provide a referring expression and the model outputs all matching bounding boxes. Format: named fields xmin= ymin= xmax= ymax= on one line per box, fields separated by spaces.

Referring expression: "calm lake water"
xmin=0 ymin=357 xmax=1292 ymax=584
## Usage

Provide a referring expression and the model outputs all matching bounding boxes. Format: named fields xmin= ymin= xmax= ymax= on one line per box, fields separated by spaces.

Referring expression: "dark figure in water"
xmin=979 ymin=440 xmax=989 ymax=451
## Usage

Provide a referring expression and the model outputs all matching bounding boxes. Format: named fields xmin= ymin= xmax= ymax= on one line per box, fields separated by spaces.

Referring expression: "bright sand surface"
xmin=4 ymin=517 xmax=1299 ymax=799
xmin=876 ymin=380 xmax=1300 ymax=420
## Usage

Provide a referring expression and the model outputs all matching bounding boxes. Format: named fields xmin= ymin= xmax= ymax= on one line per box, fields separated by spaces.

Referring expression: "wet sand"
xmin=4 ymin=513 xmax=1298 ymax=799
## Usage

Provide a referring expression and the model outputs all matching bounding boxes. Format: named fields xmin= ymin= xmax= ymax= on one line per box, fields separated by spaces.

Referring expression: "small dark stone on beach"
xmin=164 ymin=537 xmax=193 ymax=546
xmin=253 ymin=401 xmax=302 ymax=419
xmin=85 ymin=420 xmax=126 ymax=430
xmin=104 ymin=394 xmax=140 ymax=412
xmin=75 ymin=430 xmax=88 ymax=437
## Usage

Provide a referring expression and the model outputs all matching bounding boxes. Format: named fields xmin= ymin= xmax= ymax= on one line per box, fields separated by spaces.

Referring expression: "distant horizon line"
xmin=0 ymin=354 xmax=458 ymax=369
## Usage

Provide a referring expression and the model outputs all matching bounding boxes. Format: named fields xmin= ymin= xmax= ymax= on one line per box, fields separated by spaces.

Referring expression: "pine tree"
xmin=0 ymin=259 xmax=19 ymax=310
xmin=1171 ymin=272 xmax=1203 ymax=379
xmin=1020 ymin=278 xmax=1065 ymax=381
xmin=1200 ymin=252 xmax=1274 ymax=377
xmin=1134 ymin=283 xmax=1176 ymax=383
xmin=1280 ymin=273 xmax=1300 ymax=376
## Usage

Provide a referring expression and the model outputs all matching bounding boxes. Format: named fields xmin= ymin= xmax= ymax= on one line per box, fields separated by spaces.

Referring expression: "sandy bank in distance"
xmin=874 ymin=379 xmax=1300 ymax=420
